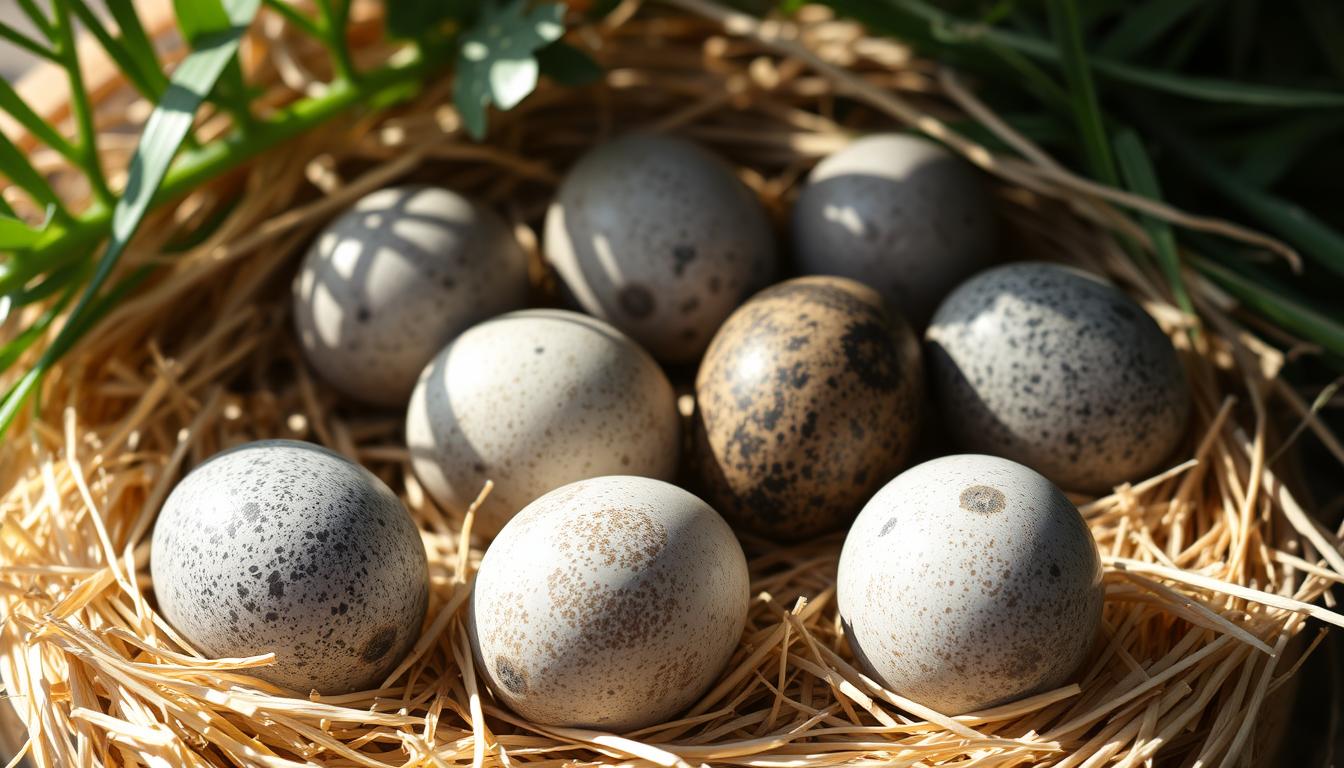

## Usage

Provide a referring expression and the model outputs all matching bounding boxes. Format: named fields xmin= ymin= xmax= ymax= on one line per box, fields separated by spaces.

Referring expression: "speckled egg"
xmin=693 ymin=276 xmax=922 ymax=540
xmin=926 ymin=262 xmax=1190 ymax=492
xmin=468 ymin=475 xmax=749 ymax=730
xmin=791 ymin=134 xmax=996 ymax=326
xmin=150 ymin=440 xmax=429 ymax=694
xmin=292 ymin=185 xmax=529 ymax=406
xmin=838 ymin=454 xmax=1103 ymax=715
xmin=544 ymin=133 xmax=778 ymax=363
xmin=406 ymin=309 xmax=680 ymax=539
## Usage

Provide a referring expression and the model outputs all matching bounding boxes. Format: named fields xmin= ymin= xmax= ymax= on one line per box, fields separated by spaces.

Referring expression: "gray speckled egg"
xmin=693 ymin=276 xmax=922 ymax=540
xmin=406 ymin=309 xmax=680 ymax=539
xmin=293 ymin=185 xmax=529 ymax=406
xmin=544 ymin=133 xmax=778 ymax=363
xmin=838 ymin=454 xmax=1103 ymax=715
xmin=926 ymin=262 xmax=1189 ymax=492
xmin=791 ymin=134 xmax=996 ymax=326
xmin=150 ymin=440 xmax=429 ymax=694
xmin=468 ymin=475 xmax=749 ymax=731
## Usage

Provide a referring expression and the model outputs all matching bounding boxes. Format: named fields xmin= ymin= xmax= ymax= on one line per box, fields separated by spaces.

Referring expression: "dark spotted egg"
xmin=692 ymin=276 xmax=922 ymax=540
xmin=150 ymin=440 xmax=428 ymax=694
xmin=544 ymin=133 xmax=778 ymax=363
xmin=926 ymin=262 xmax=1190 ymax=492
xmin=468 ymin=475 xmax=749 ymax=731
xmin=838 ymin=454 xmax=1103 ymax=715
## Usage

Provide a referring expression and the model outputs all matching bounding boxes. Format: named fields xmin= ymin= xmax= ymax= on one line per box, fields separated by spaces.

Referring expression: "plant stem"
xmin=50 ymin=0 xmax=115 ymax=208
xmin=15 ymin=0 xmax=54 ymax=39
xmin=261 ymin=0 xmax=323 ymax=40
xmin=0 ymin=52 xmax=426 ymax=295
xmin=317 ymin=0 xmax=357 ymax=82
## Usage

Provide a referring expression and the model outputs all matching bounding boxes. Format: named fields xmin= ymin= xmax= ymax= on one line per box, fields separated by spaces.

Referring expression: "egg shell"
xmin=791 ymin=134 xmax=996 ymax=326
xmin=292 ymin=185 xmax=529 ymax=406
xmin=926 ymin=262 xmax=1190 ymax=492
xmin=468 ymin=475 xmax=749 ymax=731
xmin=692 ymin=276 xmax=923 ymax=540
xmin=150 ymin=440 xmax=429 ymax=694
xmin=406 ymin=309 xmax=680 ymax=539
xmin=837 ymin=454 xmax=1103 ymax=715
xmin=544 ymin=133 xmax=778 ymax=363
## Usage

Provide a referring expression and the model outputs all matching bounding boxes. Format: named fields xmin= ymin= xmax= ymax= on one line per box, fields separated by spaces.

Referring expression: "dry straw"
xmin=2 ymin=1 xmax=1342 ymax=766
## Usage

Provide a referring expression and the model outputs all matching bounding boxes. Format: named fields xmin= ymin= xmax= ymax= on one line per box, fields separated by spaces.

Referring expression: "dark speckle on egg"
xmin=693 ymin=276 xmax=923 ymax=540
xmin=925 ymin=262 xmax=1190 ymax=492
xmin=150 ymin=440 xmax=429 ymax=694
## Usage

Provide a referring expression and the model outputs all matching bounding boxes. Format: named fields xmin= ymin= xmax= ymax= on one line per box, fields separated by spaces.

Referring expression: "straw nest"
xmin=3 ymin=1 xmax=1343 ymax=766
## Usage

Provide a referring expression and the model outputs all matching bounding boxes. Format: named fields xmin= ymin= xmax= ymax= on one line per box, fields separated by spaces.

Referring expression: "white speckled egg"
xmin=468 ymin=475 xmax=749 ymax=730
xmin=406 ymin=309 xmax=680 ymax=539
xmin=544 ymin=133 xmax=778 ymax=363
xmin=292 ymin=185 xmax=529 ymax=406
xmin=150 ymin=440 xmax=429 ymax=694
xmin=838 ymin=454 xmax=1102 ymax=715
xmin=791 ymin=134 xmax=996 ymax=326
xmin=926 ymin=262 xmax=1190 ymax=492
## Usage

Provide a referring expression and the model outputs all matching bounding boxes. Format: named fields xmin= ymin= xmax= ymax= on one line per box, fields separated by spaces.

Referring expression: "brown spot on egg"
xmin=618 ymin=284 xmax=656 ymax=318
xmin=360 ymin=625 xmax=398 ymax=663
xmin=959 ymin=485 xmax=1006 ymax=515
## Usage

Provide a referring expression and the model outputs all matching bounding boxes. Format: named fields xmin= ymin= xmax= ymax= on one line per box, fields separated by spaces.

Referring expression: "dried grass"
xmin=2 ymin=1 xmax=1343 ymax=766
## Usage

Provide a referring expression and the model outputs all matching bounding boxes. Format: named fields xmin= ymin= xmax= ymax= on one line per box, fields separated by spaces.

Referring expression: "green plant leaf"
xmin=1113 ymin=130 xmax=1195 ymax=319
xmin=1098 ymin=0 xmax=1207 ymax=60
xmin=454 ymin=0 xmax=566 ymax=139
xmin=537 ymin=40 xmax=603 ymax=86
xmin=846 ymin=0 xmax=1344 ymax=107
xmin=1047 ymin=0 xmax=1118 ymax=185
xmin=1196 ymin=256 xmax=1344 ymax=360
xmin=0 ymin=0 xmax=261 ymax=437
xmin=67 ymin=0 xmax=167 ymax=101
xmin=0 ymin=206 xmax=55 ymax=251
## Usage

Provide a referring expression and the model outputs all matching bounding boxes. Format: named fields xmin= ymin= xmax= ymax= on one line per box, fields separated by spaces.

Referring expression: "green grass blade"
xmin=105 ymin=0 xmax=168 ymax=93
xmin=1098 ymin=0 xmax=1207 ymax=60
xmin=1113 ymin=130 xmax=1195 ymax=319
xmin=0 ymin=77 xmax=80 ymax=165
xmin=1047 ymin=0 xmax=1119 ymax=185
xmin=0 ymin=0 xmax=261 ymax=437
xmin=67 ymin=0 xmax=166 ymax=101
xmin=857 ymin=0 xmax=1344 ymax=107
xmin=1231 ymin=113 xmax=1344 ymax=189
xmin=0 ymin=22 xmax=57 ymax=61
xmin=0 ymin=132 xmax=67 ymax=214
xmin=1195 ymin=257 xmax=1344 ymax=360
xmin=1132 ymin=102 xmax=1344 ymax=280
xmin=1298 ymin=0 xmax=1344 ymax=79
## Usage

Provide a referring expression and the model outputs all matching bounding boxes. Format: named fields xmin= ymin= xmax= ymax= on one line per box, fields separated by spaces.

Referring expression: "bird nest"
xmin=2 ymin=1 xmax=1341 ymax=766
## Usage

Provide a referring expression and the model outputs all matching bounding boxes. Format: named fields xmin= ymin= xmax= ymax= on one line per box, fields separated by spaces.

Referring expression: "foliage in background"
xmin=0 ymin=0 xmax=597 ymax=437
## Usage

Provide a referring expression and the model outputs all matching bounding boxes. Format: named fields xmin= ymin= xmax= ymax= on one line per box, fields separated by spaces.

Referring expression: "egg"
xmin=838 ymin=454 xmax=1103 ymax=715
xmin=693 ymin=276 xmax=922 ymax=540
xmin=544 ymin=133 xmax=778 ymax=363
xmin=791 ymin=133 xmax=996 ymax=326
xmin=926 ymin=262 xmax=1190 ymax=492
xmin=292 ymin=185 xmax=529 ymax=406
xmin=468 ymin=475 xmax=749 ymax=730
xmin=150 ymin=440 xmax=428 ymax=694
xmin=406 ymin=309 xmax=680 ymax=539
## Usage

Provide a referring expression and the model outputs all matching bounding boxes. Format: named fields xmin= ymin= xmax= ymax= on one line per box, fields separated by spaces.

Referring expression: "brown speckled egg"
xmin=292 ymin=185 xmax=529 ymax=407
xmin=926 ymin=262 xmax=1190 ymax=492
xmin=693 ymin=276 xmax=922 ymax=540
xmin=792 ymin=134 xmax=996 ymax=327
xmin=838 ymin=454 xmax=1103 ymax=715
xmin=544 ymin=133 xmax=778 ymax=363
xmin=406 ymin=310 xmax=680 ymax=539
xmin=468 ymin=475 xmax=749 ymax=731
